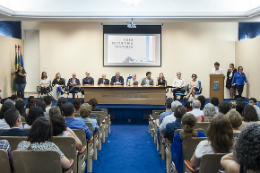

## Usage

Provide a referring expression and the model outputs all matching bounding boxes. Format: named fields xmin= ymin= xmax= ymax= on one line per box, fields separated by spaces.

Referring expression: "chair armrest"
xmin=78 ymin=146 xmax=86 ymax=155
xmin=184 ymin=160 xmax=197 ymax=173
xmin=102 ymin=120 xmax=106 ymax=124
xmin=62 ymin=159 xmax=74 ymax=173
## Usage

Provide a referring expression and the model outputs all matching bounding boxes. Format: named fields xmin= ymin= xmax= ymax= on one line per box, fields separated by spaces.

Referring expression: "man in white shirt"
xmin=172 ymin=72 xmax=186 ymax=101
xmin=44 ymin=96 xmax=53 ymax=118
xmin=211 ymin=62 xmax=224 ymax=74
xmin=159 ymin=101 xmax=182 ymax=133
xmin=128 ymin=74 xmax=139 ymax=86
xmin=190 ymin=100 xmax=204 ymax=122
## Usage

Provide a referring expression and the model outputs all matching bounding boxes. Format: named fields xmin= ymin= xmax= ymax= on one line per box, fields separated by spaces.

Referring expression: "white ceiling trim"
xmin=0 ymin=5 xmax=260 ymax=19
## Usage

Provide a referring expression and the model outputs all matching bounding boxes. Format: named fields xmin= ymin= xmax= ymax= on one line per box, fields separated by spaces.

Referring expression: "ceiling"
xmin=0 ymin=0 xmax=260 ymax=22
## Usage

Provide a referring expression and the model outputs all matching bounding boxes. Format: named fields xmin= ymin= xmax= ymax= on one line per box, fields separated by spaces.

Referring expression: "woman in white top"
xmin=40 ymin=71 xmax=51 ymax=97
xmin=186 ymin=74 xmax=199 ymax=99
xmin=190 ymin=115 xmax=233 ymax=169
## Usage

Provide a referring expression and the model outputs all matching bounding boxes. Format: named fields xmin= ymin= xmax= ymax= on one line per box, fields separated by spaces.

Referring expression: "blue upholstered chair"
xmin=186 ymin=80 xmax=203 ymax=96
xmin=174 ymin=84 xmax=189 ymax=101
xmin=126 ymin=76 xmax=132 ymax=85
xmin=37 ymin=81 xmax=52 ymax=97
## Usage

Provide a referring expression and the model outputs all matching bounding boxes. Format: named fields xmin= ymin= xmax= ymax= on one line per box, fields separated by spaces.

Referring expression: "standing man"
xmin=67 ymin=73 xmax=81 ymax=99
xmin=141 ymin=71 xmax=154 ymax=85
xmin=211 ymin=62 xmax=224 ymax=74
xmin=111 ymin=72 xmax=124 ymax=85
xmin=172 ymin=72 xmax=186 ymax=101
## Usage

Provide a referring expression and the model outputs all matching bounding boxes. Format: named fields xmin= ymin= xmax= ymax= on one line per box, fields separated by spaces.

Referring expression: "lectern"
xmin=209 ymin=74 xmax=225 ymax=101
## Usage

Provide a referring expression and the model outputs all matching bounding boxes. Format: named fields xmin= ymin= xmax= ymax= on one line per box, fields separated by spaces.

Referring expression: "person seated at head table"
xmin=52 ymin=72 xmax=65 ymax=100
xmin=98 ymin=74 xmax=110 ymax=85
xmin=127 ymin=74 xmax=139 ymax=85
xmin=82 ymin=71 xmax=94 ymax=85
xmin=16 ymin=117 xmax=72 ymax=170
xmin=172 ymin=72 xmax=186 ymax=101
xmin=221 ymin=123 xmax=260 ymax=173
xmin=186 ymin=74 xmax=199 ymax=99
xmin=111 ymin=72 xmax=124 ymax=85
xmin=77 ymin=103 xmax=100 ymax=132
xmin=190 ymin=115 xmax=233 ymax=170
xmin=211 ymin=61 xmax=224 ymax=74
xmin=189 ymin=100 xmax=204 ymax=122
xmin=141 ymin=71 xmax=154 ymax=86
xmin=50 ymin=115 xmax=83 ymax=150
xmin=62 ymin=103 xmax=93 ymax=142
xmin=0 ymin=108 xmax=30 ymax=136
xmin=156 ymin=72 xmax=167 ymax=86
xmin=171 ymin=113 xmax=206 ymax=173
xmin=39 ymin=71 xmax=51 ymax=98
xmin=203 ymin=103 xmax=217 ymax=122
xmin=249 ymin=98 xmax=260 ymax=119
xmin=67 ymin=73 xmax=81 ymax=99
xmin=226 ymin=110 xmax=243 ymax=137
xmin=24 ymin=106 xmax=45 ymax=129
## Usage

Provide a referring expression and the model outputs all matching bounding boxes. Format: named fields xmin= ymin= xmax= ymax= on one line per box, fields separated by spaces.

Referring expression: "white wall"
xmin=24 ymin=30 xmax=40 ymax=92
xmin=22 ymin=21 xmax=238 ymax=98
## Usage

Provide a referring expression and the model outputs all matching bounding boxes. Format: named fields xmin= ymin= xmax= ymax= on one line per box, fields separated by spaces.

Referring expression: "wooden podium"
xmin=209 ymin=74 xmax=225 ymax=101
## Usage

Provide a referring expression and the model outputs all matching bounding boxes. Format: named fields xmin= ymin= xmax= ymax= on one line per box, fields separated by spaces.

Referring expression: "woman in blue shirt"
xmin=232 ymin=66 xmax=248 ymax=98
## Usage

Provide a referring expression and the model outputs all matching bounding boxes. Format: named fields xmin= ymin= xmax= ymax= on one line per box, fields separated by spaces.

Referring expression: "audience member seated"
xmin=15 ymin=100 xmax=27 ymax=120
xmin=17 ymin=117 xmax=72 ymax=170
xmin=36 ymin=99 xmax=46 ymax=112
xmin=97 ymin=74 xmax=109 ymax=85
xmin=190 ymin=100 xmax=204 ymax=122
xmin=171 ymin=113 xmax=206 ymax=173
xmin=44 ymin=96 xmax=53 ymax=118
xmin=24 ymin=106 xmax=44 ymax=129
xmin=26 ymin=96 xmax=35 ymax=108
xmin=6 ymin=95 xmax=18 ymax=105
xmin=242 ymin=105 xmax=259 ymax=122
xmin=164 ymin=105 xmax=186 ymax=142
xmin=211 ymin=97 xmax=219 ymax=114
xmin=89 ymin=98 xmax=99 ymax=111
xmin=236 ymin=99 xmax=246 ymax=115
xmin=50 ymin=115 xmax=83 ymax=150
xmin=218 ymin=101 xmax=230 ymax=114
xmin=203 ymin=103 xmax=217 ymax=122
xmin=0 ymin=139 xmax=13 ymax=171
xmin=249 ymin=98 xmax=260 ymax=119
xmin=25 ymin=97 xmax=37 ymax=114
xmin=226 ymin=110 xmax=243 ymax=137
xmin=77 ymin=103 xmax=99 ymax=132
xmin=190 ymin=115 xmax=233 ymax=169
xmin=197 ymin=95 xmax=206 ymax=110
xmin=0 ymin=108 xmax=30 ymax=136
xmin=49 ymin=106 xmax=61 ymax=119
xmin=159 ymin=101 xmax=182 ymax=134
xmin=159 ymin=98 xmax=173 ymax=125
xmin=184 ymin=101 xmax=192 ymax=112
xmin=0 ymin=101 xmax=15 ymax=129
xmin=229 ymin=100 xmax=237 ymax=111
xmin=111 ymin=72 xmax=124 ymax=85
xmin=62 ymin=103 xmax=93 ymax=142
xmin=72 ymin=98 xmax=81 ymax=117
xmin=221 ymin=123 xmax=260 ymax=173
xmin=56 ymin=97 xmax=68 ymax=112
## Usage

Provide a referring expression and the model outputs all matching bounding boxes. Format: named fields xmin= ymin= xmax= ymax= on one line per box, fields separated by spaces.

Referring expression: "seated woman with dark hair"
xmin=190 ymin=115 xmax=233 ymax=168
xmin=56 ymin=97 xmax=68 ymax=112
xmin=24 ymin=106 xmax=44 ymax=129
xmin=17 ymin=117 xmax=72 ymax=170
xmin=242 ymin=105 xmax=259 ymax=122
xmin=89 ymin=98 xmax=99 ymax=111
xmin=25 ymin=97 xmax=37 ymax=114
xmin=171 ymin=113 xmax=206 ymax=173
xmin=197 ymin=95 xmax=206 ymax=110
xmin=36 ymin=99 xmax=46 ymax=112
xmin=72 ymin=98 xmax=81 ymax=117
xmin=184 ymin=101 xmax=192 ymax=112
xmin=50 ymin=115 xmax=83 ymax=150
xmin=211 ymin=97 xmax=219 ymax=114
xmin=221 ymin=123 xmax=260 ymax=173
xmin=15 ymin=100 xmax=27 ymax=120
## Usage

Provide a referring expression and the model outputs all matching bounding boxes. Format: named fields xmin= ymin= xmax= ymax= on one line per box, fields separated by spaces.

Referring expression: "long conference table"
xmin=80 ymin=85 xmax=167 ymax=105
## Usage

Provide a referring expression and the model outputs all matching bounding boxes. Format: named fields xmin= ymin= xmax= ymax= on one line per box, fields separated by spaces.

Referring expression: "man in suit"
xmin=111 ymin=72 xmax=124 ymax=85
xmin=98 ymin=74 xmax=109 ymax=85
xmin=82 ymin=72 xmax=94 ymax=85
xmin=0 ymin=108 xmax=30 ymax=136
xmin=141 ymin=71 xmax=154 ymax=85
xmin=67 ymin=73 xmax=81 ymax=99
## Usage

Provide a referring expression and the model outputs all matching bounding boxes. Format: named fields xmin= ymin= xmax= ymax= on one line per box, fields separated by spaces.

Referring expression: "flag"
xmin=20 ymin=52 xmax=24 ymax=66
xmin=13 ymin=49 xmax=17 ymax=92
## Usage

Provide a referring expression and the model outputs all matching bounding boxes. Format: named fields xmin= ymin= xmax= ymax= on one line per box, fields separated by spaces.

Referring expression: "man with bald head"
xmin=128 ymin=74 xmax=139 ymax=85
xmin=67 ymin=73 xmax=81 ymax=99
xmin=98 ymin=74 xmax=109 ymax=85
xmin=190 ymin=100 xmax=204 ymax=122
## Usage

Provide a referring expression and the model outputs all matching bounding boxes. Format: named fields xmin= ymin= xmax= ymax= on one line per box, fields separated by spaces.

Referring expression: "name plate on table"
xmin=82 ymin=85 xmax=166 ymax=105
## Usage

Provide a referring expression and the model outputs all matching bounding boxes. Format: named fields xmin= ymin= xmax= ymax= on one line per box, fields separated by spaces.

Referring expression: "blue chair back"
xmin=62 ymin=78 xmax=66 ymax=86
xmin=126 ymin=76 xmax=132 ymax=84
xmin=198 ymin=81 xmax=201 ymax=89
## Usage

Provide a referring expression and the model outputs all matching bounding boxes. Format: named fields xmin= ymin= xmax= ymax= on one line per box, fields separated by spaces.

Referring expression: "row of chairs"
xmin=0 ymin=108 xmax=111 ymax=173
xmin=149 ymin=110 xmax=224 ymax=173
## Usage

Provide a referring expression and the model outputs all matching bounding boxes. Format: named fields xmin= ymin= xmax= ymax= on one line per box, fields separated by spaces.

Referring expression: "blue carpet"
xmin=92 ymin=125 xmax=166 ymax=173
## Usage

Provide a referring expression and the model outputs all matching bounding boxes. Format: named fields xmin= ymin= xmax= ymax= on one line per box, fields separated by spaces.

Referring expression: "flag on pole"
xmin=20 ymin=52 xmax=24 ymax=66
xmin=13 ymin=45 xmax=17 ymax=92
